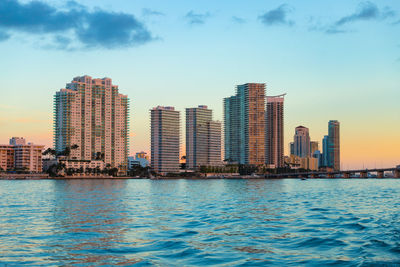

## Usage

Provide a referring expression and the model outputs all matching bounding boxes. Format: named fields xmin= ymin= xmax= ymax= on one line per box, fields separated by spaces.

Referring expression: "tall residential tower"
xmin=265 ymin=94 xmax=285 ymax=168
xmin=224 ymin=83 xmax=266 ymax=165
xmin=186 ymin=105 xmax=221 ymax=169
xmin=54 ymin=75 xmax=129 ymax=173
xmin=150 ymin=106 xmax=180 ymax=174
xmin=328 ymin=120 xmax=340 ymax=170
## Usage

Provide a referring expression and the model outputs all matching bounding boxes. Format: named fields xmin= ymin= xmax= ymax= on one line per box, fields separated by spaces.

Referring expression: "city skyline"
xmin=0 ymin=0 xmax=399 ymax=169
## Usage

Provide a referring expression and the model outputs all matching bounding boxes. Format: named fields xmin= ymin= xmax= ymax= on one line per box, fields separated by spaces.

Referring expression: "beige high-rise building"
xmin=224 ymin=83 xmax=265 ymax=165
xmin=0 ymin=137 xmax=44 ymax=172
xmin=54 ymin=75 xmax=129 ymax=173
xmin=310 ymin=141 xmax=319 ymax=155
xmin=186 ymin=105 xmax=221 ymax=170
xmin=151 ymin=106 xmax=180 ymax=174
xmin=265 ymin=95 xmax=285 ymax=168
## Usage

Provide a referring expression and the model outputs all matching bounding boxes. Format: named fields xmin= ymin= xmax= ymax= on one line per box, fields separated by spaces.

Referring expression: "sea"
xmin=1 ymin=179 xmax=399 ymax=266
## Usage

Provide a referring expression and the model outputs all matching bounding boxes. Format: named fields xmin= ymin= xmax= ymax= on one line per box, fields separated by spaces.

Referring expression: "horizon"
xmin=0 ymin=0 xmax=399 ymax=170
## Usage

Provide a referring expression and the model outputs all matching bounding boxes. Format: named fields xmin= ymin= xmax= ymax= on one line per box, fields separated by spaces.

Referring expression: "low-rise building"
xmin=300 ymin=157 xmax=318 ymax=171
xmin=0 ymin=137 xmax=44 ymax=173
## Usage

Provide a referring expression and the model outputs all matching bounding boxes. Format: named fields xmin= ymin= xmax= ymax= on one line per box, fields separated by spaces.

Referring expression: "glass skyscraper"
xmin=224 ymin=83 xmax=266 ymax=165
xmin=328 ymin=120 xmax=340 ymax=170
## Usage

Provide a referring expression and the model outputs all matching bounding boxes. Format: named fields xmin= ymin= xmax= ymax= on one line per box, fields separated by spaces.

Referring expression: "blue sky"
xmin=0 ymin=0 xmax=399 ymax=169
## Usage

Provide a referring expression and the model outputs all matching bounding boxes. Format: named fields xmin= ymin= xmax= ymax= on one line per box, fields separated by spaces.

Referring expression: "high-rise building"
xmin=293 ymin=126 xmax=310 ymax=158
xmin=186 ymin=105 xmax=221 ymax=169
xmin=150 ymin=106 xmax=180 ymax=174
xmin=224 ymin=83 xmax=265 ymax=165
xmin=289 ymin=142 xmax=294 ymax=155
xmin=265 ymin=94 xmax=285 ymax=168
xmin=0 ymin=137 xmax=44 ymax=172
xmin=322 ymin=135 xmax=329 ymax=167
xmin=328 ymin=120 xmax=340 ymax=170
xmin=310 ymin=141 xmax=319 ymax=155
xmin=54 ymin=75 xmax=129 ymax=173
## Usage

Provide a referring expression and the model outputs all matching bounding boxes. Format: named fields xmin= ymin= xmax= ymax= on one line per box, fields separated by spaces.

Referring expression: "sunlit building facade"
xmin=54 ymin=75 xmax=129 ymax=174
xmin=150 ymin=106 xmax=180 ymax=174
xmin=293 ymin=126 xmax=310 ymax=158
xmin=186 ymin=105 xmax=221 ymax=169
xmin=265 ymin=95 xmax=285 ymax=168
xmin=224 ymin=83 xmax=265 ymax=165
xmin=0 ymin=137 xmax=44 ymax=172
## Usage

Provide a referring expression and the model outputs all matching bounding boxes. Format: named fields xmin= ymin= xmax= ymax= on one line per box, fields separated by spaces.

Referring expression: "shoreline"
xmin=0 ymin=175 xmax=398 ymax=180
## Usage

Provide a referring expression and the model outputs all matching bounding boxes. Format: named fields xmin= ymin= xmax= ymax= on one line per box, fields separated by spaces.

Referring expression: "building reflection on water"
xmin=49 ymin=179 xmax=145 ymax=265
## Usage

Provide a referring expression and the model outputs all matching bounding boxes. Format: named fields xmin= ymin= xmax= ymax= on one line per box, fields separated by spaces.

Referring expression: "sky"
xmin=0 ymin=0 xmax=399 ymax=170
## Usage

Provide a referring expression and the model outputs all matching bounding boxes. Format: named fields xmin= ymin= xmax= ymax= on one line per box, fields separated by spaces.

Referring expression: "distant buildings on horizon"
xmin=1 ymin=75 xmax=342 ymax=175
xmin=288 ymin=121 xmax=340 ymax=171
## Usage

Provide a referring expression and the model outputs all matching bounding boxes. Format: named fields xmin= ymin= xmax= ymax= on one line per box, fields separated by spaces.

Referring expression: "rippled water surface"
xmin=1 ymin=179 xmax=400 ymax=266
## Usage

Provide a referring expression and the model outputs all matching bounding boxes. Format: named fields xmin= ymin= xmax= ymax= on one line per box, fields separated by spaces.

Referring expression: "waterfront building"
xmin=289 ymin=142 xmax=294 ymax=156
xmin=224 ymin=83 xmax=265 ymax=165
xmin=265 ymin=95 xmax=285 ymax=168
xmin=128 ymin=152 xmax=150 ymax=169
xmin=322 ymin=135 xmax=329 ymax=167
xmin=328 ymin=120 xmax=340 ymax=171
xmin=293 ymin=126 xmax=310 ymax=158
xmin=151 ymin=106 xmax=180 ymax=174
xmin=54 ymin=75 xmax=129 ymax=174
xmin=300 ymin=157 xmax=319 ymax=171
xmin=0 ymin=137 xmax=44 ymax=172
xmin=284 ymin=155 xmax=301 ymax=169
xmin=186 ymin=105 xmax=221 ymax=170
xmin=310 ymin=141 xmax=319 ymax=156
xmin=313 ymin=150 xmax=322 ymax=168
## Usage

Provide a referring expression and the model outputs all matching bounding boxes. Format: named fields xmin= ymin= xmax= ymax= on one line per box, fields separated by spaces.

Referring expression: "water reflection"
xmin=49 ymin=179 xmax=143 ymax=265
xmin=1 ymin=179 xmax=400 ymax=265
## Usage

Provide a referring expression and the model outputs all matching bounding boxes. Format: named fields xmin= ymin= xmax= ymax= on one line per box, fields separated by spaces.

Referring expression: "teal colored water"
xmin=0 ymin=179 xmax=399 ymax=266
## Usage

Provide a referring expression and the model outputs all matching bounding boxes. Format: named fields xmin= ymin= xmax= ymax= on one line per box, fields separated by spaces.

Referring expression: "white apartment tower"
xmin=186 ymin=105 xmax=222 ymax=170
xmin=150 ymin=106 xmax=180 ymax=174
xmin=54 ymin=75 xmax=129 ymax=173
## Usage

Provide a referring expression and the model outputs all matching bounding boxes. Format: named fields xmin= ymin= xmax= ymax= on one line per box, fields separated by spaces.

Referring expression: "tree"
xmin=71 ymin=144 xmax=79 ymax=150
xmin=43 ymin=148 xmax=56 ymax=156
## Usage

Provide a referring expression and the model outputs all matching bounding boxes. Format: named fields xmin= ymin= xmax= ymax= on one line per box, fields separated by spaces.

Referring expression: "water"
xmin=0 ymin=179 xmax=400 ymax=266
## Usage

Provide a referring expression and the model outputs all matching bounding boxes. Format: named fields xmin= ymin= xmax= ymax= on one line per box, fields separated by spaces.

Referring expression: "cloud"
xmin=185 ymin=11 xmax=211 ymax=25
xmin=324 ymin=1 xmax=396 ymax=34
xmin=232 ymin=16 xmax=246 ymax=24
xmin=258 ymin=4 xmax=294 ymax=26
xmin=0 ymin=0 xmax=153 ymax=49
xmin=393 ymin=19 xmax=400 ymax=25
xmin=0 ymin=31 xmax=10 ymax=41
xmin=142 ymin=8 xmax=165 ymax=17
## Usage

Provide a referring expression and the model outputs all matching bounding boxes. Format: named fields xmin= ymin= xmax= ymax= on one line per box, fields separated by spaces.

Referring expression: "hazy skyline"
xmin=0 ymin=0 xmax=399 ymax=169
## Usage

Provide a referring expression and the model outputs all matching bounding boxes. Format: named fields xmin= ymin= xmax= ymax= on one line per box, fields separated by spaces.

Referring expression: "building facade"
xmin=310 ymin=141 xmax=319 ymax=156
xmin=186 ymin=105 xmax=221 ymax=169
xmin=328 ymin=120 xmax=340 ymax=170
xmin=54 ymin=75 xmax=129 ymax=173
xmin=0 ymin=137 xmax=44 ymax=172
xmin=265 ymin=95 xmax=285 ymax=168
xmin=128 ymin=152 xmax=149 ymax=169
xmin=322 ymin=135 xmax=329 ymax=167
xmin=293 ymin=126 xmax=310 ymax=158
xmin=150 ymin=106 xmax=180 ymax=174
xmin=224 ymin=83 xmax=265 ymax=165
